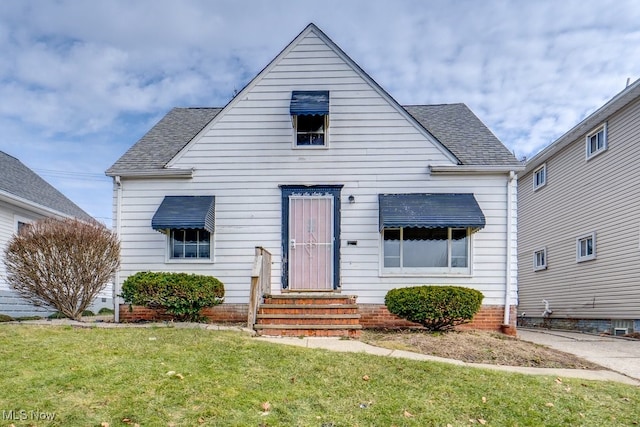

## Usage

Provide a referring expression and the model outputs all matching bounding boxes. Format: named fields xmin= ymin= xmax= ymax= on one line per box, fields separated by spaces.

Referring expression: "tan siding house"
xmin=107 ymin=24 xmax=522 ymax=334
xmin=518 ymin=79 xmax=640 ymax=334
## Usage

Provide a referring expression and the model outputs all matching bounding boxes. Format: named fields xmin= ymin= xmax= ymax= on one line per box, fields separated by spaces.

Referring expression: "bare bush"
xmin=3 ymin=218 xmax=120 ymax=320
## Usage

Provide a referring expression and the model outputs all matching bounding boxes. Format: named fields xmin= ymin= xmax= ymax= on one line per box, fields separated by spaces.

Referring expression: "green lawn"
xmin=1 ymin=325 xmax=639 ymax=426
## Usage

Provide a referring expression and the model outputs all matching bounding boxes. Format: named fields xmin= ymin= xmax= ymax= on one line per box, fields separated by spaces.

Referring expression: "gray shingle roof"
xmin=404 ymin=104 xmax=518 ymax=166
xmin=107 ymin=103 xmax=518 ymax=174
xmin=106 ymin=107 xmax=222 ymax=175
xmin=0 ymin=151 xmax=92 ymax=220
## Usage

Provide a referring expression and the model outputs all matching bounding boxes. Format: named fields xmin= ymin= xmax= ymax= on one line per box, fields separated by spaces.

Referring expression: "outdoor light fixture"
xmin=348 ymin=195 xmax=355 ymax=204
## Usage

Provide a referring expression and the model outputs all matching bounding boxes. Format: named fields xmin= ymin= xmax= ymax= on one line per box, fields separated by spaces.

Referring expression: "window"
xmin=586 ymin=123 xmax=607 ymax=159
xmin=576 ymin=232 xmax=596 ymax=262
xmin=533 ymin=164 xmax=546 ymax=190
xmin=533 ymin=247 xmax=547 ymax=271
xmin=17 ymin=221 xmax=30 ymax=233
xmin=382 ymin=227 xmax=470 ymax=273
xmin=170 ymin=229 xmax=211 ymax=259
xmin=294 ymin=114 xmax=328 ymax=147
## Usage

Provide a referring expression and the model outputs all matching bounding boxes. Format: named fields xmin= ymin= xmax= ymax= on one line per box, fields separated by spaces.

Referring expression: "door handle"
xmin=290 ymin=239 xmax=296 ymax=249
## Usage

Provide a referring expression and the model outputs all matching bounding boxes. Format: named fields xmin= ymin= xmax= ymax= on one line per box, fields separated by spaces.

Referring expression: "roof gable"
xmin=0 ymin=151 xmax=92 ymax=219
xmin=165 ymin=23 xmax=460 ymax=168
xmin=107 ymin=23 xmax=519 ymax=175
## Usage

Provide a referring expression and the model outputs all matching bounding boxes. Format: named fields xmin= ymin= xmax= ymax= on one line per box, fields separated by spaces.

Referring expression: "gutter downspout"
xmin=114 ymin=176 xmax=122 ymax=323
xmin=503 ymin=171 xmax=516 ymax=330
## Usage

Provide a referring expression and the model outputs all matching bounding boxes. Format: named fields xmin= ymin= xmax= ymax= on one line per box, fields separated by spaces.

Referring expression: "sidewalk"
xmin=518 ymin=328 xmax=640 ymax=382
xmin=6 ymin=319 xmax=639 ymax=386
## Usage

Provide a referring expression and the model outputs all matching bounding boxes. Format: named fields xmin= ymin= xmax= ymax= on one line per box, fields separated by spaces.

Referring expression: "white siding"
xmin=518 ymin=96 xmax=640 ymax=319
xmin=0 ymin=200 xmax=113 ymax=317
xmin=115 ymin=31 xmax=515 ymax=307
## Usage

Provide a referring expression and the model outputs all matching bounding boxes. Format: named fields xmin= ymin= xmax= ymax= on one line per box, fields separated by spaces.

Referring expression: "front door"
xmin=288 ymin=195 xmax=334 ymax=290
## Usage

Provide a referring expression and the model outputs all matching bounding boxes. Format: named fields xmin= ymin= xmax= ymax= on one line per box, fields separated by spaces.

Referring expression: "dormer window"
xmin=290 ymin=91 xmax=329 ymax=148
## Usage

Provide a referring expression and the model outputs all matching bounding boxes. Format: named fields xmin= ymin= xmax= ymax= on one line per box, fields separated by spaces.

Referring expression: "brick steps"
xmin=255 ymin=294 xmax=361 ymax=337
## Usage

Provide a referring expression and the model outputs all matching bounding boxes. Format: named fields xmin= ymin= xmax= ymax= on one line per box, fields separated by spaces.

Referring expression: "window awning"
xmin=290 ymin=90 xmax=329 ymax=116
xmin=379 ymin=193 xmax=486 ymax=231
xmin=151 ymin=196 xmax=215 ymax=232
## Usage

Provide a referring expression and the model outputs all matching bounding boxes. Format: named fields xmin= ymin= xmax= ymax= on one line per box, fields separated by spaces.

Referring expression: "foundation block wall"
xmin=119 ymin=303 xmax=248 ymax=323
xmin=119 ymin=303 xmax=516 ymax=333
xmin=358 ymin=304 xmax=516 ymax=333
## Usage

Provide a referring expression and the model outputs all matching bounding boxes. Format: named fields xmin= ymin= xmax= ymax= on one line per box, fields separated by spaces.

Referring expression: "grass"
xmin=1 ymin=325 xmax=639 ymax=426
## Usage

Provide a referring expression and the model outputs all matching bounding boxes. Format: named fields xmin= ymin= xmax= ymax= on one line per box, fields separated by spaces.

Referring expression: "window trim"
xmin=576 ymin=232 xmax=596 ymax=263
xmin=163 ymin=228 xmax=214 ymax=264
xmin=533 ymin=163 xmax=546 ymax=191
xmin=380 ymin=226 xmax=472 ymax=276
xmin=292 ymin=114 xmax=330 ymax=149
xmin=533 ymin=247 xmax=547 ymax=271
xmin=585 ymin=123 xmax=607 ymax=160
xmin=14 ymin=215 xmax=34 ymax=234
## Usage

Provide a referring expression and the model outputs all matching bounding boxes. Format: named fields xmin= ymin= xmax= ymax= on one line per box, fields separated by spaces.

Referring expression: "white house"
xmin=106 ymin=24 xmax=522 ymax=335
xmin=0 ymin=151 xmax=109 ymax=318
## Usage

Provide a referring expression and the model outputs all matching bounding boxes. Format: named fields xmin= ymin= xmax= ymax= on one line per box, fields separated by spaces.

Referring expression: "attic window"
xmin=290 ymin=91 xmax=329 ymax=147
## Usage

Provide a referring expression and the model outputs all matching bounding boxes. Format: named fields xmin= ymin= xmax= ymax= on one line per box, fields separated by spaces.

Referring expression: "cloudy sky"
xmin=1 ymin=0 xmax=639 ymax=224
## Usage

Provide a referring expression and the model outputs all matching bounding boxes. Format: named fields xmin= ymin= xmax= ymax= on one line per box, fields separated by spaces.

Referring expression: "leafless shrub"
xmin=3 ymin=218 xmax=120 ymax=320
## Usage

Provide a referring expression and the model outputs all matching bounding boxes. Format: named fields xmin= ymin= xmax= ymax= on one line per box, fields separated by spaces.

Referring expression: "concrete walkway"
xmin=5 ymin=319 xmax=639 ymax=386
xmin=518 ymin=328 xmax=640 ymax=382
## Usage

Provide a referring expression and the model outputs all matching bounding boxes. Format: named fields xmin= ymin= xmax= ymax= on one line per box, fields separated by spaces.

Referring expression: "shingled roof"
xmin=106 ymin=108 xmax=222 ymax=175
xmin=0 ymin=151 xmax=92 ymax=220
xmin=106 ymin=103 xmax=517 ymax=175
xmin=404 ymin=104 xmax=517 ymax=166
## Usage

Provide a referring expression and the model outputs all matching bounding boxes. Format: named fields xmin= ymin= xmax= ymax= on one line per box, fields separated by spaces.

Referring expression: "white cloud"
xmin=1 ymin=0 xmax=640 ymax=221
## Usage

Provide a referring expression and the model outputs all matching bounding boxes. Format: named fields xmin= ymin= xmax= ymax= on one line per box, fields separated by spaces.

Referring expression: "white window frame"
xmin=14 ymin=215 xmax=34 ymax=234
xmin=576 ymin=232 xmax=596 ymax=263
xmin=585 ymin=123 xmax=607 ymax=159
xmin=533 ymin=164 xmax=546 ymax=191
xmin=164 ymin=228 xmax=214 ymax=264
xmin=533 ymin=247 xmax=547 ymax=271
xmin=292 ymin=114 xmax=329 ymax=149
xmin=380 ymin=227 xmax=472 ymax=276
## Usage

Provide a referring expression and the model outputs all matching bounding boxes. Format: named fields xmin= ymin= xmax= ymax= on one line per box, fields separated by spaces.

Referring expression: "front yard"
xmin=1 ymin=325 xmax=639 ymax=426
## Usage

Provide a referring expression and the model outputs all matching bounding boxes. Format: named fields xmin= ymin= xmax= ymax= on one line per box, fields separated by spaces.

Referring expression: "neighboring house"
xmin=518 ymin=78 xmax=640 ymax=335
xmin=107 ymin=23 xmax=522 ymax=334
xmin=0 ymin=151 xmax=110 ymax=317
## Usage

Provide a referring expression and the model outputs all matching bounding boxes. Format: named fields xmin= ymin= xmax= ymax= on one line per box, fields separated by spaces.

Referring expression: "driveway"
xmin=519 ymin=328 xmax=640 ymax=381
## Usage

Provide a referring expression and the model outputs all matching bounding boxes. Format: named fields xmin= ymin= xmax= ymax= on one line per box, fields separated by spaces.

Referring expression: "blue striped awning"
xmin=290 ymin=91 xmax=329 ymax=116
xmin=379 ymin=193 xmax=485 ymax=231
xmin=151 ymin=196 xmax=215 ymax=232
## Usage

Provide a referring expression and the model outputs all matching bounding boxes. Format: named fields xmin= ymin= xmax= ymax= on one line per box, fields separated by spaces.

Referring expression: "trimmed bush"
xmin=120 ymin=272 xmax=224 ymax=322
xmin=385 ymin=285 xmax=483 ymax=331
xmin=98 ymin=307 xmax=115 ymax=315
xmin=0 ymin=314 xmax=14 ymax=322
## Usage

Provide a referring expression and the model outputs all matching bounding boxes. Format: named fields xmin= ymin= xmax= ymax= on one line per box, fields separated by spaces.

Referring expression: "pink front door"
xmin=288 ymin=195 xmax=334 ymax=291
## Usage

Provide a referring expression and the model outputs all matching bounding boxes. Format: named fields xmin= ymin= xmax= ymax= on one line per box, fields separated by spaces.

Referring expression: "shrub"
xmin=0 ymin=314 xmax=14 ymax=322
xmin=48 ymin=311 xmax=66 ymax=319
xmin=98 ymin=307 xmax=115 ymax=315
xmin=3 ymin=218 xmax=120 ymax=321
xmin=385 ymin=285 xmax=483 ymax=331
xmin=120 ymin=272 xmax=224 ymax=322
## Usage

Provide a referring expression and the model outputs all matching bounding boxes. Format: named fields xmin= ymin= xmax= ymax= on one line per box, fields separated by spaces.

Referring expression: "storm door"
xmin=288 ymin=195 xmax=334 ymax=290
